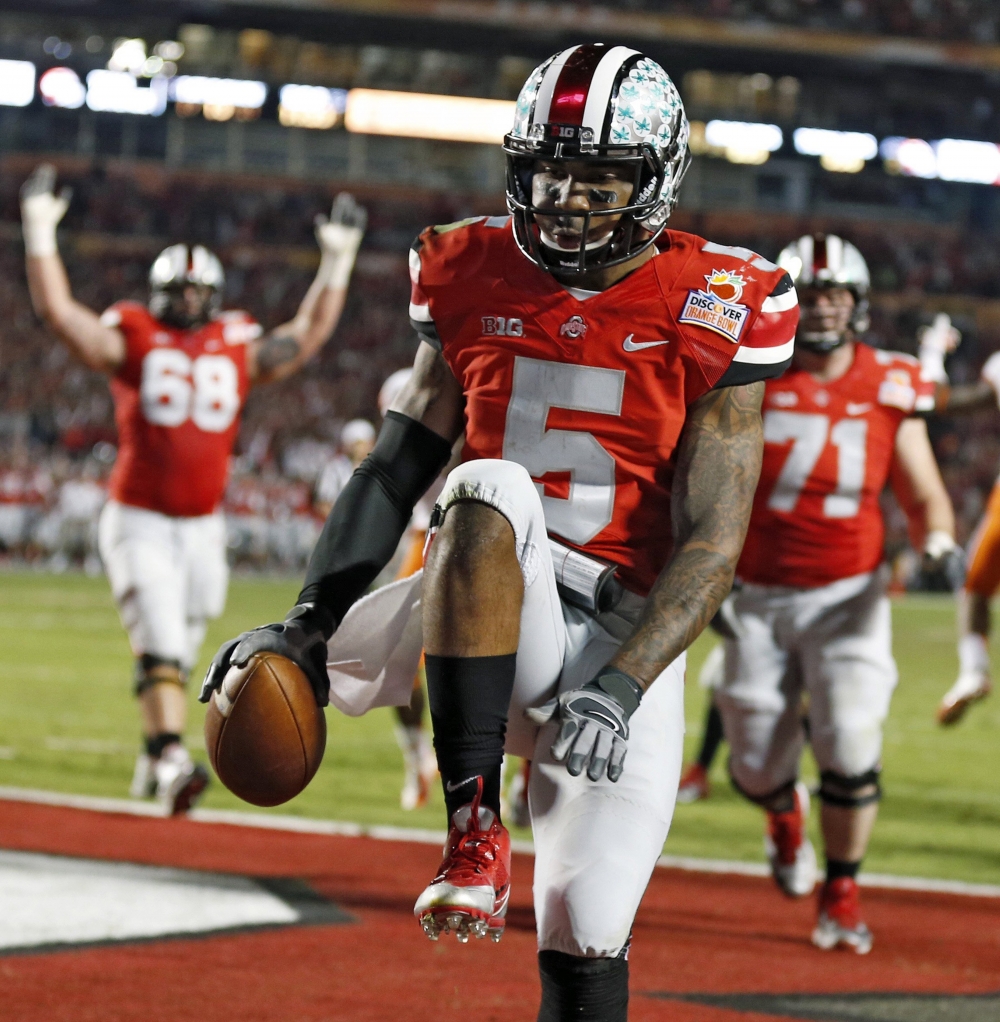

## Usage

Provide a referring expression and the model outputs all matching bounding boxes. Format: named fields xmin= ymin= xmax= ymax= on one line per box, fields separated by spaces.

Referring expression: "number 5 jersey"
xmin=739 ymin=342 xmax=936 ymax=588
xmin=100 ymin=302 xmax=259 ymax=518
xmin=409 ymin=215 xmax=799 ymax=596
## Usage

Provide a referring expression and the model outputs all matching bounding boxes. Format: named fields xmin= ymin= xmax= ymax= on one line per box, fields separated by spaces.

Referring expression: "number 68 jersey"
xmin=101 ymin=302 xmax=258 ymax=518
xmin=410 ymin=216 xmax=798 ymax=596
xmin=738 ymin=342 xmax=935 ymax=589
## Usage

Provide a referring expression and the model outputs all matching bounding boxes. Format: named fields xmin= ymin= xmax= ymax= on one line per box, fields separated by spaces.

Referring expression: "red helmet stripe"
xmin=549 ymin=45 xmax=606 ymax=126
xmin=813 ymin=234 xmax=828 ymax=274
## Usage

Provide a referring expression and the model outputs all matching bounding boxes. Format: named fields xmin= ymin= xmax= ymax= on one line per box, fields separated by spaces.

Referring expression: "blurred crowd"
xmin=611 ymin=0 xmax=1000 ymax=44
xmin=1 ymin=164 xmax=999 ymax=573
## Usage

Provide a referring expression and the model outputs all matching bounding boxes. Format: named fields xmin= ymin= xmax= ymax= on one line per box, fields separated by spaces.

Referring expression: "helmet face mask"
xmin=777 ymin=234 xmax=870 ymax=353
xmin=503 ymin=44 xmax=690 ymax=277
xmin=148 ymin=244 xmax=224 ymax=328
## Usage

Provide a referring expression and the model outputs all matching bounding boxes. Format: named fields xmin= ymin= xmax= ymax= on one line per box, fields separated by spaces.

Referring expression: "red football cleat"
xmin=765 ymin=781 xmax=817 ymax=898
xmin=812 ymin=877 xmax=873 ymax=954
xmin=414 ymin=778 xmax=511 ymax=943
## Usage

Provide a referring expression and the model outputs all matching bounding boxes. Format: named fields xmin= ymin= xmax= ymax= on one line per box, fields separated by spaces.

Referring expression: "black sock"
xmin=145 ymin=732 xmax=182 ymax=759
xmin=425 ymin=653 xmax=516 ymax=820
xmin=537 ymin=950 xmax=628 ymax=1022
xmin=826 ymin=858 xmax=861 ymax=882
xmin=697 ymin=702 xmax=724 ymax=770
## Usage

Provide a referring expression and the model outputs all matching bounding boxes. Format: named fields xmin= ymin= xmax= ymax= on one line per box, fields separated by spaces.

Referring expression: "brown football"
xmin=204 ymin=652 xmax=326 ymax=807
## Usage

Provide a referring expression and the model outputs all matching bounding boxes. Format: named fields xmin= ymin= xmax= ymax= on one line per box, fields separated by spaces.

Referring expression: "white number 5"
xmin=141 ymin=349 xmax=240 ymax=433
xmin=764 ymin=410 xmax=867 ymax=518
xmin=502 ymin=356 xmax=624 ymax=544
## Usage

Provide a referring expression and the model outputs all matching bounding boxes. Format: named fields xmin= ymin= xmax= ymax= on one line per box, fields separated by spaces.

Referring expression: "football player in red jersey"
xmin=203 ymin=44 xmax=796 ymax=1019
xmin=21 ymin=164 xmax=365 ymax=814
xmin=716 ymin=234 xmax=958 ymax=955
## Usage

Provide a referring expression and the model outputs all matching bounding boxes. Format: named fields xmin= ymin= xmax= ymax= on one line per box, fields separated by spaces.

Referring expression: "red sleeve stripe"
xmin=762 ymin=288 xmax=798 ymax=313
xmin=733 ymin=336 xmax=795 ymax=365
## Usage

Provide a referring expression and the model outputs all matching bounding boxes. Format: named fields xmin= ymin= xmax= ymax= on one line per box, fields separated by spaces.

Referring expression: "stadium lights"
xmin=703 ymin=120 xmax=783 ymax=165
xmin=881 ymin=136 xmax=1000 ymax=185
xmin=86 ymin=70 xmax=167 ymax=116
xmin=169 ymin=76 xmax=267 ymax=122
xmin=793 ymin=128 xmax=878 ymax=174
xmin=107 ymin=38 xmax=147 ymax=75
xmin=39 ymin=67 xmax=86 ymax=109
xmin=0 ymin=59 xmax=36 ymax=107
xmin=344 ymin=89 xmax=516 ymax=144
xmin=278 ymin=84 xmax=347 ymax=129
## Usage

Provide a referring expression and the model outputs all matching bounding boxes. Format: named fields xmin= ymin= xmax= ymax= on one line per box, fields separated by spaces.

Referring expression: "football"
xmin=204 ymin=652 xmax=326 ymax=807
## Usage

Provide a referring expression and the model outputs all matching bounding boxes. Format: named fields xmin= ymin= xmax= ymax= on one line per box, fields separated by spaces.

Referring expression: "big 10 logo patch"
xmin=482 ymin=316 xmax=523 ymax=337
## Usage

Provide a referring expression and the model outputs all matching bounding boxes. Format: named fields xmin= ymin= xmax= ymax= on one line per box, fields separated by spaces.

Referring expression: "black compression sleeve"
xmin=296 ymin=411 xmax=452 ymax=635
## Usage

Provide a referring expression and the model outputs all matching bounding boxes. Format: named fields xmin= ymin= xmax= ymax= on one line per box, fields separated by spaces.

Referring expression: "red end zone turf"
xmin=1 ymin=798 xmax=998 ymax=1022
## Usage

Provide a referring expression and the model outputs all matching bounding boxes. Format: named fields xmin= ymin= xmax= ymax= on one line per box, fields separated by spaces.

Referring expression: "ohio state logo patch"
xmin=678 ymin=269 xmax=750 ymax=344
xmin=559 ymin=315 xmax=588 ymax=339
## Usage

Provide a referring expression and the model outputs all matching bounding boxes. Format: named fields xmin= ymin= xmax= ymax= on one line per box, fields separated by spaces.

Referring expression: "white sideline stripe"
xmin=2 ymin=786 xmax=998 ymax=898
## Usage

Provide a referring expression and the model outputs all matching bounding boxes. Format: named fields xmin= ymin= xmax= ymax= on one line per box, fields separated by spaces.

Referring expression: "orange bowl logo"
xmin=704 ymin=269 xmax=745 ymax=304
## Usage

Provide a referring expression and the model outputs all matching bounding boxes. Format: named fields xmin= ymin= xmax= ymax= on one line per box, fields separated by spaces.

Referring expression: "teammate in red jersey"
xmin=204 ymin=44 xmax=794 ymax=1020
xmin=21 ymin=164 xmax=365 ymax=814
xmin=716 ymin=234 xmax=958 ymax=954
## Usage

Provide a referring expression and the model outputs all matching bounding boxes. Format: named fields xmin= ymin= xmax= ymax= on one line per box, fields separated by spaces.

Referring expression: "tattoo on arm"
xmin=255 ymin=333 xmax=302 ymax=374
xmin=611 ymin=381 xmax=765 ymax=689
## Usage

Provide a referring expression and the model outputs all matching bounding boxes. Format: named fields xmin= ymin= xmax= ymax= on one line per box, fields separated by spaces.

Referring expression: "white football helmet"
xmin=777 ymin=234 xmax=870 ymax=351
xmin=503 ymin=42 xmax=690 ymax=275
xmin=149 ymin=244 xmax=225 ymax=326
xmin=378 ymin=368 xmax=412 ymax=419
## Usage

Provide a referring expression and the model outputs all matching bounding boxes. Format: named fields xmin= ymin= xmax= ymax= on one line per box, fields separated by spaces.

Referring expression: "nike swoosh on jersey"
xmin=623 ymin=334 xmax=670 ymax=352
xmin=846 ymin=402 xmax=873 ymax=415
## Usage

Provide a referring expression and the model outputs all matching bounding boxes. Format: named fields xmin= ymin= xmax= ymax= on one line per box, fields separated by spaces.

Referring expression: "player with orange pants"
xmin=918 ymin=316 xmax=999 ymax=723
xmin=22 ymin=164 xmax=365 ymax=813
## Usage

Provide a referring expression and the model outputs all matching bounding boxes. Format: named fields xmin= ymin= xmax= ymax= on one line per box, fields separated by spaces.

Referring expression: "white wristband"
xmin=22 ymin=214 xmax=58 ymax=257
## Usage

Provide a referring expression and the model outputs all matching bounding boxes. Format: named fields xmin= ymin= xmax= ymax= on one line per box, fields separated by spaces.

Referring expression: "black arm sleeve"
xmin=296 ymin=411 xmax=452 ymax=635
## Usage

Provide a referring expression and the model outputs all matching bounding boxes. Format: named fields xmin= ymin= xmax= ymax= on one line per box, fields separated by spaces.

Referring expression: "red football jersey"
xmin=103 ymin=302 xmax=258 ymax=518
xmin=739 ymin=342 xmax=935 ymax=588
xmin=410 ymin=217 xmax=798 ymax=595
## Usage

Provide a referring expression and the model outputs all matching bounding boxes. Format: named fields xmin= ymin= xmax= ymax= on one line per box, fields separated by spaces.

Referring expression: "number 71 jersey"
xmin=101 ymin=302 xmax=258 ymax=518
xmin=410 ymin=216 xmax=798 ymax=595
xmin=738 ymin=342 xmax=935 ymax=588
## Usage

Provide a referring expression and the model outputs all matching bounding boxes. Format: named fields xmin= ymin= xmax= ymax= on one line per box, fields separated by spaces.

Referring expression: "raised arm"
xmin=611 ymin=381 xmax=765 ymax=687
xmin=21 ymin=165 xmax=125 ymax=374
xmin=247 ymin=194 xmax=367 ymax=385
xmin=200 ymin=340 xmax=464 ymax=704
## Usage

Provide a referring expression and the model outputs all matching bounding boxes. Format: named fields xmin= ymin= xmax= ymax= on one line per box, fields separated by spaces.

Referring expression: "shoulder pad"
xmin=100 ymin=300 xmax=150 ymax=330
xmin=412 ymin=216 xmax=506 ymax=286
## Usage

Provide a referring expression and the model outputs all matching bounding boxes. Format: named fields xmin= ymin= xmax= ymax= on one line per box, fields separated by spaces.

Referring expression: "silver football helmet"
xmin=777 ymin=234 xmax=870 ymax=352
xmin=148 ymin=244 xmax=225 ymax=326
xmin=503 ymin=43 xmax=690 ymax=275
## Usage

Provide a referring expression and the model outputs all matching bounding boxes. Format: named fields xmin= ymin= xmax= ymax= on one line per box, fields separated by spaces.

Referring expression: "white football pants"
xmin=716 ymin=567 xmax=897 ymax=798
xmin=438 ymin=460 xmax=685 ymax=959
xmin=98 ymin=501 xmax=228 ymax=672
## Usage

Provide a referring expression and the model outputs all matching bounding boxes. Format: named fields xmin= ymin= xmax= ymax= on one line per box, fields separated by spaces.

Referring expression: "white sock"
xmin=958 ymin=633 xmax=990 ymax=674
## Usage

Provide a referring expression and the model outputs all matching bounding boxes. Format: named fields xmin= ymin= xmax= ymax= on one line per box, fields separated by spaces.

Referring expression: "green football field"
xmin=0 ymin=571 xmax=996 ymax=883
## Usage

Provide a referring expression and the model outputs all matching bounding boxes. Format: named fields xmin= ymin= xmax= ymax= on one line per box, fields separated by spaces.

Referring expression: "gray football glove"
xmin=199 ymin=604 xmax=332 ymax=707
xmin=526 ymin=666 xmax=643 ymax=782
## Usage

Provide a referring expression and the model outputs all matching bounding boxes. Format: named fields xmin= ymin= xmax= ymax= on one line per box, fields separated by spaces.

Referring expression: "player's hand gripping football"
xmin=200 ymin=604 xmax=332 ymax=707
xmin=526 ymin=666 xmax=644 ymax=782
xmin=20 ymin=163 xmax=72 ymax=258
xmin=314 ymin=193 xmax=367 ymax=289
